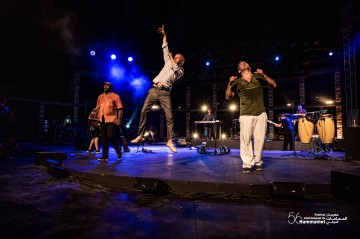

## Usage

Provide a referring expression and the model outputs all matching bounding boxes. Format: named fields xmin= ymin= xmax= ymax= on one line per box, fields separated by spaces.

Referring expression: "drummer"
xmin=296 ymin=104 xmax=307 ymax=115
xmin=292 ymin=104 xmax=307 ymax=139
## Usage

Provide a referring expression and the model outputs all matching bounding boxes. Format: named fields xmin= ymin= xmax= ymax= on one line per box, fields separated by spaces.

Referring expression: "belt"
xmin=152 ymin=85 xmax=171 ymax=92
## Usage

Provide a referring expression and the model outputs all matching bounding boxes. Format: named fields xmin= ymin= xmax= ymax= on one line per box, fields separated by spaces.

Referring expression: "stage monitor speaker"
xmin=134 ymin=177 xmax=170 ymax=195
xmin=331 ymin=170 xmax=360 ymax=204
xmin=269 ymin=182 xmax=306 ymax=198
xmin=44 ymin=159 xmax=61 ymax=169
xmin=47 ymin=166 xmax=71 ymax=179
xmin=344 ymin=127 xmax=360 ymax=160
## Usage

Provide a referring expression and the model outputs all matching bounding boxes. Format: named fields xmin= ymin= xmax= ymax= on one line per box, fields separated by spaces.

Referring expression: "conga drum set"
xmin=294 ymin=111 xmax=335 ymax=147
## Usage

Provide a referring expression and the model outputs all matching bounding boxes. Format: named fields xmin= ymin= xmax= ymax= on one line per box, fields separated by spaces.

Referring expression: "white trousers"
xmin=239 ymin=112 xmax=267 ymax=168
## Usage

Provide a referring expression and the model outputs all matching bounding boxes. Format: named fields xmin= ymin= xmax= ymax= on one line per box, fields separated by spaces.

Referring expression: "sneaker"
xmin=87 ymin=149 xmax=93 ymax=153
xmin=242 ymin=167 xmax=252 ymax=174
xmin=123 ymin=148 xmax=130 ymax=153
xmin=255 ymin=165 xmax=263 ymax=171
xmin=166 ymin=142 xmax=177 ymax=153
xmin=131 ymin=135 xmax=143 ymax=144
xmin=95 ymin=150 xmax=100 ymax=154
xmin=98 ymin=156 xmax=108 ymax=162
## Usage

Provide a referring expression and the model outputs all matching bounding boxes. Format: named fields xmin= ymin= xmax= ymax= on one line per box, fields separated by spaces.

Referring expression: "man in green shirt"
xmin=225 ymin=61 xmax=276 ymax=174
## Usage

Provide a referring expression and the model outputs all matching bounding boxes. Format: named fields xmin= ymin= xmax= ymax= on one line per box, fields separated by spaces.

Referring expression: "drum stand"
xmin=307 ymin=115 xmax=334 ymax=160
xmin=309 ymin=137 xmax=333 ymax=160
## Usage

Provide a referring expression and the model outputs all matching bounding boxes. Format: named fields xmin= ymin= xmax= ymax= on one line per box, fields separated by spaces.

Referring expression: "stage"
xmin=33 ymin=141 xmax=360 ymax=197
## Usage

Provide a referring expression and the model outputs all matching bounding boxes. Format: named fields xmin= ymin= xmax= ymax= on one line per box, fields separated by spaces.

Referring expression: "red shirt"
xmin=96 ymin=92 xmax=123 ymax=123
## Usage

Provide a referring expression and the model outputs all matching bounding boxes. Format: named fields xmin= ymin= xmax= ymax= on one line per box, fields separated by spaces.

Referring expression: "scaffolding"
xmin=342 ymin=1 xmax=359 ymax=127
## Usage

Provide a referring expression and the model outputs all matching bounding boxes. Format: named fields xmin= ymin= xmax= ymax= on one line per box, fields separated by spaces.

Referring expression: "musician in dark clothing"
xmin=203 ymin=108 xmax=215 ymax=139
xmin=275 ymin=114 xmax=295 ymax=151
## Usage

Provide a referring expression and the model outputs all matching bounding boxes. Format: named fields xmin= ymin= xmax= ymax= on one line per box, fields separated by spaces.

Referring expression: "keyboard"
xmin=195 ymin=120 xmax=220 ymax=124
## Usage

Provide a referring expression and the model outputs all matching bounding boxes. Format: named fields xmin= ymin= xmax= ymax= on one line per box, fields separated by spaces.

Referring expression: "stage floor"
xmin=32 ymin=142 xmax=360 ymax=196
xmin=2 ymin=142 xmax=360 ymax=238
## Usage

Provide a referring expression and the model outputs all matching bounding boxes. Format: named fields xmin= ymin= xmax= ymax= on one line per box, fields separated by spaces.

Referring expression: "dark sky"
xmin=0 ymin=0 xmax=344 ymax=101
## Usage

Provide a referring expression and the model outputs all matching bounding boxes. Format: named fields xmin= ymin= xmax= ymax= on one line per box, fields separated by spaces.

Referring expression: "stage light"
xmin=287 ymin=103 xmax=292 ymax=107
xmin=151 ymin=104 xmax=160 ymax=110
xmin=229 ymin=104 xmax=236 ymax=111
xmin=110 ymin=54 xmax=117 ymax=60
xmin=328 ymin=51 xmax=333 ymax=56
xmin=201 ymin=105 xmax=208 ymax=112
xmin=221 ymin=134 xmax=227 ymax=140
xmin=193 ymin=133 xmax=199 ymax=139
xmin=126 ymin=124 xmax=130 ymax=128
xmin=205 ymin=60 xmax=211 ymax=66
xmin=90 ymin=51 xmax=96 ymax=56
xmin=127 ymin=56 xmax=133 ymax=62
xmin=275 ymin=56 xmax=280 ymax=61
xmin=325 ymin=100 xmax=333 ymax=105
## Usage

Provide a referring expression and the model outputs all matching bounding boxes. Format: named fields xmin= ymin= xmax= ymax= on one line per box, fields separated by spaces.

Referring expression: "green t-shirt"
xmin=230 ymin=74 xmax=265 ymax=116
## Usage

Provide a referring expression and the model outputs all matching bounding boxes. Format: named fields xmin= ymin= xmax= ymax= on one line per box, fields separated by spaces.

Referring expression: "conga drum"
xmin=298 ymin=116 xmax=314 ymax=143
xmin=316 ymin=114 xmax=335 ymax=144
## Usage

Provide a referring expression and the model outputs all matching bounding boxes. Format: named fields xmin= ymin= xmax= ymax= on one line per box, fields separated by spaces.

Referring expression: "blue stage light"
xmin=275 ymin=56 xmax=280 ymax=61
xmin=328 ymin=51 xmax=333 ymax=56
xmin=127 ymin=56 xmax=133 ymax=62
xmin=90 ymin=51 xmax=96 ymax=56
xmin=205 ymin=61 xmax=211 ymax=66
xmin=111 ymin=54 xmax=117 ymax=60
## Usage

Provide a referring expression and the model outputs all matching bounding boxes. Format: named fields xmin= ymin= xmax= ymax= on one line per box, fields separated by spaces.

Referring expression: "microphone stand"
xmin=213 ymin=103 xmax=219 ymax=154
xmin=281 ymin=116 xmax=306 ymax=158
xmin=281 ymin=131 xmax=306 ymax=158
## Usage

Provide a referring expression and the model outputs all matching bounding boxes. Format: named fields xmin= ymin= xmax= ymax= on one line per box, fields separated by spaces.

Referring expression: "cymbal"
xmin=292 ymin=113 xmax=305 ymax=116
xmin=232 ymin=119 xmax=239 ymax=122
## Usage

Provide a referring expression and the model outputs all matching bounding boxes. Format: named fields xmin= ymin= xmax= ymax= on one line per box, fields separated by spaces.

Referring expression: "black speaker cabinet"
xmin=270 ymin=182 xmax=306 ymax=198
xmin=344 ymin=127 xmax=360 ymax=160
xmin=44 ymin=159 xmax=61 ymax=169
xmin=331 ymin=170 xmax=360 ymax=204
